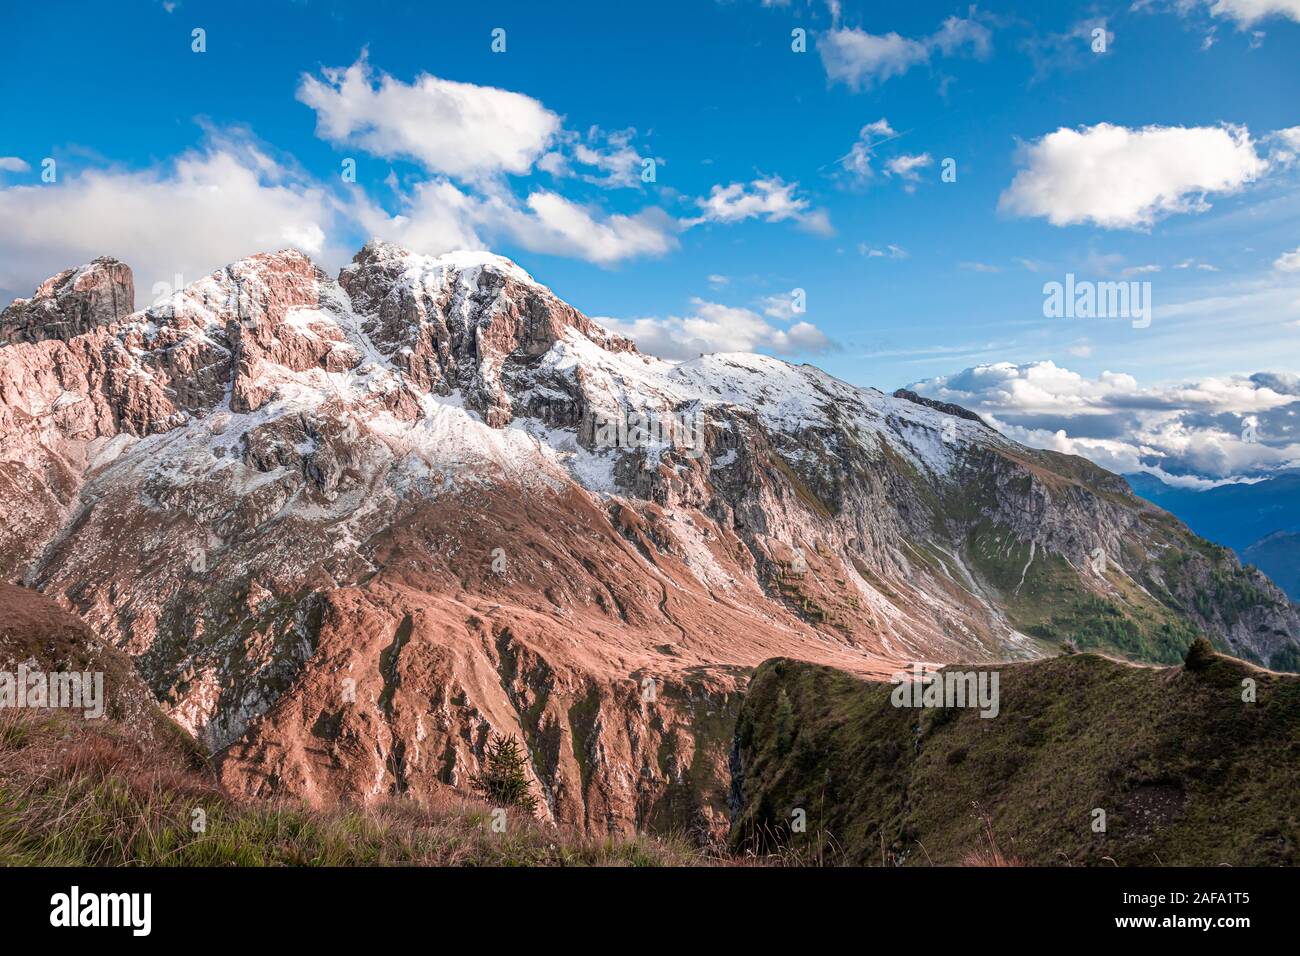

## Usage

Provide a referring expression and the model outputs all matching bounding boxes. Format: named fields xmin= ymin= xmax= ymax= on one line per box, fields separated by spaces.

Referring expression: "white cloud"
xmin=599 ymin=297 xmax=833 ymax=361
xmin=0 ymin=131 xmax=343 ymax=298
xmin=859 ymin=242 xmax=907 ymax=258
xmin=1274 ymin=126 xmax=1300 ymax=151
xmin=840 ymin=120 xmax=933 ymax=187
xmin=1206 ymin=0 xmax=1300 ymax=26
xmin=348 ymin=177 xmax=485 ymax=256
xmin=567 ymin=128 xmax=653 ymax=189
xmin=841 ymin=119 xmax=897 ymax=179
xmin=352 ymin=177 xmax=677 ymax=267
xmin=758 ymin=292 xmax=800 ymax=320
xmin=299 ymin=56 xmax=813 ymax=262
xmin=684 ymin=177 xmax=833 ymax=235
xmin=498 ymin=190 xmax=679 ymax=265
xmin=999 ymin=122 xmax=1268 ymax=229
xmin=1274 ymin=246 xmax=1300 ymax=272
xmin=1020 ymin=17 xmax=1114 ymax=80
xmin=885 ymin=153 xmax=934 ymax=182
xmin=0 ymin=157 xmax=30 ymax=173
xmin=297 ymin=54 xmax=561 ymax=180
xmin=819 ymin=14 xmax=991 ymax=91
xmin=819 ymin=30 xmax=930 ymax=90
xmin=296 ymin=55 xmax=683 ymax=266
xmin=909 ymin=361 xmax=1300 ymax=479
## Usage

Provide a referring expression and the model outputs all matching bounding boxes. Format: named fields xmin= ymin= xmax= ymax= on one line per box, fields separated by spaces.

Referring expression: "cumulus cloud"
xmin=297 ymin=54 xmax=560 ymax=180
xmin=0 ymin=130 xmax=344 ymax=300
xmin=999 ymin=123 xmax=1268 ymax=229
xmin=3 ymin=54 xmax=830 ymax=289
xmin=1206 ymin=0 xmax=1300 ymax=26
xmin=908 ymin=361 xmax=1300 ymax=480
xmin=492 ymin=190 xmax=679 ymax=265
xmin=598 ymin=297 xmax=834 ymax=361
xmin=1274 ymin=246 xmax=1300 ymax=272
xmin=348 ymin=177 xmax=486 ymax=255
xmin=351 ymin=177 xmax=677 ymax=267
xmin=684 ymin=177 xmax=833 ymax=235
xmin=294 ymin=56 xmax=697 ymax=266
xmin=818 ymin=13 xmax=991 ymax=91
xmin=295 ymin=56 xmax=820 ymax=265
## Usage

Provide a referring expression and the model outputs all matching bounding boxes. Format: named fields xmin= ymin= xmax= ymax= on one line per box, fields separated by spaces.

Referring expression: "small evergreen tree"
xmin=472 ymin=733 xmax=538 ymax=814
xmin=1183 ymin=635 xmax=1216 ymax=672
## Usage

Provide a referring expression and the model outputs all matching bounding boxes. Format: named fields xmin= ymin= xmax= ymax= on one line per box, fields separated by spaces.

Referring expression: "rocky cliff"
xmin=2 ymin=242 xmax=1296 ymax=840
xmin=0 ymin=257 xmax=134 ymax=345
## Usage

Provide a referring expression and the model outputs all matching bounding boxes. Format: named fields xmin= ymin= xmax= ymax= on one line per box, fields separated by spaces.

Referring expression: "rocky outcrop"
xmin=338 ymin=240 xmax=634 ymax=427
xmin=1 ymin=242 xmax=1296 ymax=841
xmin=892 ymin=388 xmax=988 ymax=426
xmin=1 ymin=257 xmax=134 ymax=344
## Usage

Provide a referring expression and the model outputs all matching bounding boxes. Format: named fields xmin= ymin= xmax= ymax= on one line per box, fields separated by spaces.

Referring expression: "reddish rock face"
xmin=1 ymin=257 xmax=134 ymax=344
xmin=1 ymin=243 xmax=1295 ymax=842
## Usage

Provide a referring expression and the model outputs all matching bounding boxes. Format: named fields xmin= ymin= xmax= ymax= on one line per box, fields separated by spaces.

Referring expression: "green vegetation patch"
xmin=730 ymin=653 xmax=1300 ymax=866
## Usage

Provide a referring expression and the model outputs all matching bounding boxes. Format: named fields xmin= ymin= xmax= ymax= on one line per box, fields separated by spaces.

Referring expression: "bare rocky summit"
xmin=0 ymin=257 xmax=134 ymax=345
xmin=2 ymin=242 xmax=1296 ymax=840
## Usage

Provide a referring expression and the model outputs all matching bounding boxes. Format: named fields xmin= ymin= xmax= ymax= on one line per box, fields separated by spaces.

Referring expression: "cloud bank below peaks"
xmin=909 ymin=361 xmax=1300 ymax=483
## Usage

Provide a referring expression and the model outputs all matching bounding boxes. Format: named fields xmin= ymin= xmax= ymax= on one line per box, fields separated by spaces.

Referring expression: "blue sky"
xmin=3 ymin=0 xmax=1300 ymax=482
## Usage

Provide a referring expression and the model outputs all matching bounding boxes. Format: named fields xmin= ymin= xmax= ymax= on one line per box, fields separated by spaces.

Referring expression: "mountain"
xmin=0 ymin=583 xmax=695 ymax=866
xmin=1243 ymin=533 xmax=1300 ymax=618
xmin=1125 ymin=472 xmax=1300 ymax=553
xmin=2 ymin=242 xmax=1298 ymax=839
xmin=730 ymin=651 xmax=1300 ymax=866
xmin=0 ymin=257 xmax=134 ymax=345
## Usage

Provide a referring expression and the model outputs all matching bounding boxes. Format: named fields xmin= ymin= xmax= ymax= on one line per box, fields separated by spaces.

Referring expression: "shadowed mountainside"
xmin=730 ymin=651 xmax=1299 ymax=866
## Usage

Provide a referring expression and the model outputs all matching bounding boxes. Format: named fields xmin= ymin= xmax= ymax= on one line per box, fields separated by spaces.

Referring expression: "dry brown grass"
xmin=0 ymin=709 xmax=717 ymax=867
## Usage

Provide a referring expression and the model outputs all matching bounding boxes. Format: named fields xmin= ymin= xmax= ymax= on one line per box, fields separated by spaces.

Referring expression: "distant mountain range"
xmin=1125 ymin=472 xmax=1300 ymax=601
xmin=1243 ymin=533 xmax=1300 ymax=606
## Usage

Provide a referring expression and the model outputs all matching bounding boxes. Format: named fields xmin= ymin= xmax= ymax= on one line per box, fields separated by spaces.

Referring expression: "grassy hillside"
xmin=0 ymin=709 xmax=705 ymax=866
xmin=730 ymin=650 xmax=1300 ymax=866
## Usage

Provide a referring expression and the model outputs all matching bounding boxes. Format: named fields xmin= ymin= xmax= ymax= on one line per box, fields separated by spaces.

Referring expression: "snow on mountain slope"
xmin=2 ymin=241 xmax=1296 ymax=838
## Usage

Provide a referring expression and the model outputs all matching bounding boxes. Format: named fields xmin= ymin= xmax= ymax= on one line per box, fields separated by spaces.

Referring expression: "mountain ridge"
xmin=3 ymin=241 xmax=1297 ymax=837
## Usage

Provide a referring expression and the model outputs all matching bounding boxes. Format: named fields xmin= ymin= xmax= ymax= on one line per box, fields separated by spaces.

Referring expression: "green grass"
xmin=731 ymin=652 xmax=1300 ymax=866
